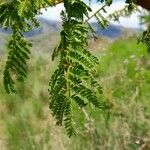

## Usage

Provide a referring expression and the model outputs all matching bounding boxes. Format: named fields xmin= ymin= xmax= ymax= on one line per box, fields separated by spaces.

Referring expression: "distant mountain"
xmin=0 ymin=18 xmax=61 ymax=37
xmin=91 ymin=22 xmax=122 ymax=38
xmin=0 ymin=18 xmax=139 ymax=39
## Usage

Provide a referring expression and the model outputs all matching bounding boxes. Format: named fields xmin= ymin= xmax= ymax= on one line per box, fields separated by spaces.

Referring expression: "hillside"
xmin=0 ymin=18 xmax=139 ymax=39
xmin=0 ymin=18 xmax=140 ymax=56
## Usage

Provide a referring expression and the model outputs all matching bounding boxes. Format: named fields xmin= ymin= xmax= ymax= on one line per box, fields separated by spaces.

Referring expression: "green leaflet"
xmin=139 ymin=29 xmax=150 ymax=53
xmin=138 ymin=13 xmax=150 ymax=53
xmin=3 ymin=31 xmax=31 ymax=93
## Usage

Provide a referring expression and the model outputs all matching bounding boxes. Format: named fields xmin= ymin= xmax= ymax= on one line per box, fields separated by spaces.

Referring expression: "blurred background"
xmin=0 ymin=1 xmax=150 ymax=149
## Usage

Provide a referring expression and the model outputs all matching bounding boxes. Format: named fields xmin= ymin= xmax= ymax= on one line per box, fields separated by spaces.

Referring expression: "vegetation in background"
xmin=1 ymin=36 xmax=150 ymax=149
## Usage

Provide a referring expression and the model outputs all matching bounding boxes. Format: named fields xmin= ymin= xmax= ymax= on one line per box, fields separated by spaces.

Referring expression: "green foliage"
xmin=139 ymin=13 xmax=150 ymax=53
xmin=139 ymin=29 xmax=150 ymax=53
xmin=49 ymin=1 xmax=108 ymax=136
xmin=0 ymin=0 xmax=41 ymax=93
xmin=3 ymin=32 xmax=32 ymax=93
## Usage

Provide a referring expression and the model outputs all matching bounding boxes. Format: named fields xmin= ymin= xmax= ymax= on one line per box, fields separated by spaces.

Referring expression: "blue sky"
xmin=40 ymin=0 xmax=142 ymax=28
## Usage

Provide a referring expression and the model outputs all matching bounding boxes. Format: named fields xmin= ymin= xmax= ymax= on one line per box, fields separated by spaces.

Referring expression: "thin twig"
xmin=84 ymin=4 xmax=107 ymax=23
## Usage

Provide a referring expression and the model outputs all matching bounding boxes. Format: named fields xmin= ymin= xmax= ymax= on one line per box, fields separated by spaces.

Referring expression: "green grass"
xmin=0 ymin=36 xmax=150 ymax=150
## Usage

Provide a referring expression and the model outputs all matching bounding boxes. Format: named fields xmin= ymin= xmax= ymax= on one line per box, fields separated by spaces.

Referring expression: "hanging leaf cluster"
xmin=49 ymin=5 xmax=109 ymax=136
xmin=0 ymin=0 xmax=48 ymax=93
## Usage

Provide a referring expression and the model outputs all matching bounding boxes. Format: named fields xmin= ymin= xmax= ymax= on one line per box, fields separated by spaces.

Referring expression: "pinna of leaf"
xmin=48 ymin=1 xmax=110 ymax=136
